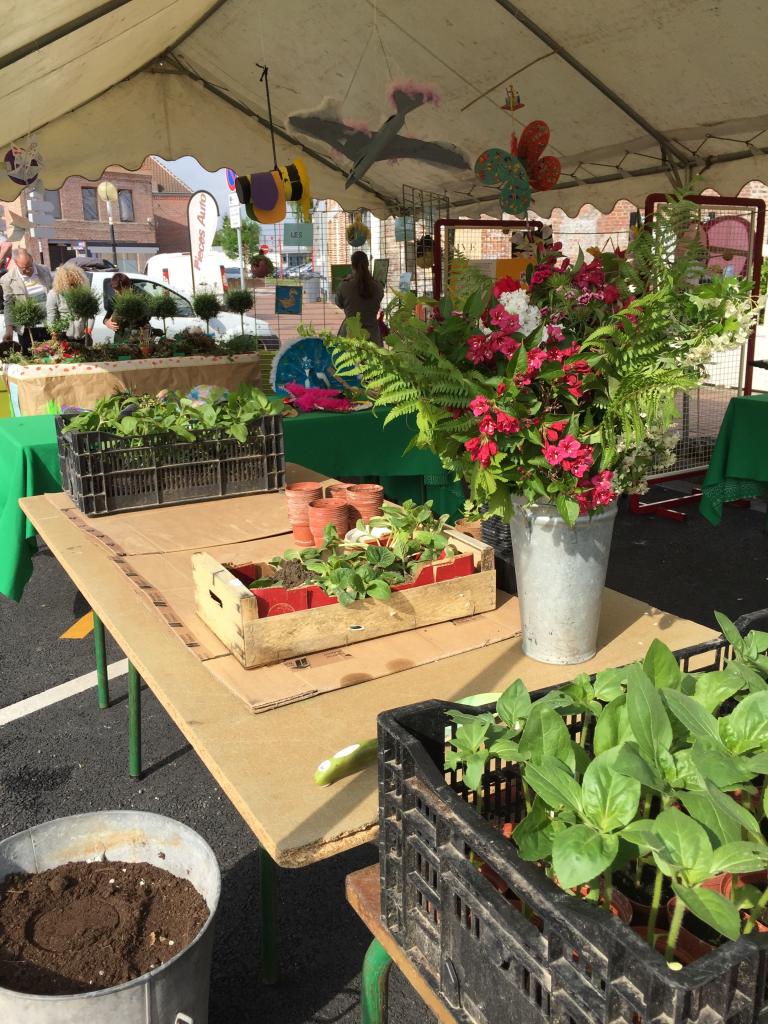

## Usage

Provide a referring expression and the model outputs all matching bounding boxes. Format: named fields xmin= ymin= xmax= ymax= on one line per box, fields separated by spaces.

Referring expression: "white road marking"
xmin=0 ymin=659 xmax=129 ymax=726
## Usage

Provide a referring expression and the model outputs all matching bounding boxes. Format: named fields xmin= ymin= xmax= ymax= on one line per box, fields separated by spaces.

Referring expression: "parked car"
xmin=82 ymin=272 xmax=279 ymax=347
xmin=284 ymin=262 xmax=314 ymax=278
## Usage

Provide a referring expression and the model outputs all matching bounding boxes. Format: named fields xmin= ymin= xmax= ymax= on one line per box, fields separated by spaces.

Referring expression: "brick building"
xmin=0 ymin=157 xmax=191 ymax=272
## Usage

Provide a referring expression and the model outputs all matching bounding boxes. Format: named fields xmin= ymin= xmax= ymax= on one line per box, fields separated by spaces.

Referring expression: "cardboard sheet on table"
xmin=205 ymin=592 xmax=521 ymax=713
xmin=42 ymin=463 xmax=331 ymax=556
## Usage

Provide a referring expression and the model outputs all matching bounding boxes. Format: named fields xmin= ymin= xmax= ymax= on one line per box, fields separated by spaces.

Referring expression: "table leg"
xmin=361 ymin=938 xmax=392 ymax=1024
xmin=259 ymin=845 xmax=279 ymax=985
xmin=128 ymin=662 xmax=142 ymax=779
xmin=93 ymin=612 xmax=110 ymax=709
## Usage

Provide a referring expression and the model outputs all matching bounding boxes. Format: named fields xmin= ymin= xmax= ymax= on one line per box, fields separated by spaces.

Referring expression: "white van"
xmin=144 ymin=251 xmax=240 ymax=297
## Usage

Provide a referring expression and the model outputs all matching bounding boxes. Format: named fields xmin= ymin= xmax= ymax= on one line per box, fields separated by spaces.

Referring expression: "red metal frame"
xmin=631 ymin=193 xmax=766 ymax=520
xmin=432 ymin=218 xmax=541 ymax=300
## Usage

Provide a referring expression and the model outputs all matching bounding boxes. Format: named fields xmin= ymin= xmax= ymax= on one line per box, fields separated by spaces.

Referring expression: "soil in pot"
xmin=615 ymin=868 xmax=672 ymax=928
xmin=0 ymin=859 xmax=209 ymax=996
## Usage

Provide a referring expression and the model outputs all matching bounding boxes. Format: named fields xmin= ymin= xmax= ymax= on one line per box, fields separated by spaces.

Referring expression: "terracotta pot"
xmin=665 ymin=876 xmax=731 ymax=962
xmin=623 ymin=893 xmax=669 ymax=930
xmin=285 ymin=482 xmax=323 ymax=525
xmin=632 ymin=927 xmax=694 ymax=966
xmin=325 ymin=483 xmax=350 ymax=500
xmin=308 ymin=498 xmax=349 ymax=546
xmin=346 ymin=484 xmax=384 ymax=523
xmin=575 ymin=884 xmax=633 ymax=925
xmin=291 ymin=523 xmax=315 ymax=548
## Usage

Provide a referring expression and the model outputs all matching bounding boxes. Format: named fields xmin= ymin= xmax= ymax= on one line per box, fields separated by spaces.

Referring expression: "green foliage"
xmin=9 ymin=297 xmax=45 ymax=330
xmin=62 ymin=285 xmax=100 ymax=323
xmin=445 ymin=248 xmax=494 ymax=307
xmin=191 ymin=290 xmax=223 ymax=332
xmin=445 ymin=615 xmax=768 ymax=959
xmin=62 ymin=383 xmax=283 ymax=443
xmin=149 ymin=291 xmax=180 ymax=335
xmin=110 ymin=289 xmax=151 ymax=334
xmin=213 ymin=215 xmax=260 ymax=261
xmin=224 ymin=287 xmax=253 ymax=335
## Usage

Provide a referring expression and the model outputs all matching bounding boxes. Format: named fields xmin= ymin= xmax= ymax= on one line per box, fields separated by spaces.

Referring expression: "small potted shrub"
xmin=191 ymin=290 xmax=222 ymax=335
xmin=224 ymin=287 xmax=254 ymax=336
xmin=110 ymin=289 xmax=152 ymax=340
xmin=9 ymin=296 xmax=44 ymax=349
xmin=149 ymin=290 xmax=180 ymax=338
xmin=62 ymin=284 xmax=100 ymax=343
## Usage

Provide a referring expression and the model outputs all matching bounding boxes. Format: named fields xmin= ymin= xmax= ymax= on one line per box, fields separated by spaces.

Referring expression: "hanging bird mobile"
xmin=474 ymin=119 xmax=561 ymax=217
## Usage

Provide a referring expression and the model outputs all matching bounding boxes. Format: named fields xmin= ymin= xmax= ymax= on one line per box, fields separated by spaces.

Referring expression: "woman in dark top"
xmin=335 ymin=251 xmax=385 ymax=344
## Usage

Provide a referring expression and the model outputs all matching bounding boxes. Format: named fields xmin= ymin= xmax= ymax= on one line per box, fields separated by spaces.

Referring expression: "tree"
xmin=214 ymin=215 xmax=261 ymax=263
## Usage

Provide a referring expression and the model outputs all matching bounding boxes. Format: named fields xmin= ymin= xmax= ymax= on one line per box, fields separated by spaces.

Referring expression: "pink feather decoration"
xmin=284 ymin=383 xmax=353 ymax=413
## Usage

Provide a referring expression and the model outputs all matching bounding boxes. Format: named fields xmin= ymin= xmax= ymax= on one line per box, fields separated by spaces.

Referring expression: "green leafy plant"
xmin=9 ymin=297 xmax=45 ymax=343
xmin=110 ymin=289 xmax=151 ymax=336
xmin=192 ymin=290 xmax=223 ymax=334
xmin=48 ymin=312 xmax=71 ymax=339
xmin=224 ymin=288 xmax=254 ymax=336
xmin=62 ymin=285 xmax=100 ymax=326
xmin=445 ymin=612 xmax=768 ymax=964
xmin=213 ymin=215 xmax=260 ymax=262
xmin=150 ymin=291 xmax=180 ymax=336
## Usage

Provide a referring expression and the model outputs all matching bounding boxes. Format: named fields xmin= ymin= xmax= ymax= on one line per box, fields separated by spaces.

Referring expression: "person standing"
xmin=335 ymin=250 xmax=385 ymax=344
xmin=46 ymin=263 xmax=92 ymax=341
xmin=2 ymin=247 xmax=52 ymax=350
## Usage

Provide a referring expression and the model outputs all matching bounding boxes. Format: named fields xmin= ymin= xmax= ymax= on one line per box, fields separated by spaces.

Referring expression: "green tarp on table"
xmin=0 ymin=410 xmax=464 ymax=601
xmin=0 ymin=416 xmax=61 ymax=601
xmin=700 ymin=394 xmax=768 ymax=525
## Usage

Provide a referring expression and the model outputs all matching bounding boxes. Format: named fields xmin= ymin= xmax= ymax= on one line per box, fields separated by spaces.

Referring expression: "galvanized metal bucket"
xmin=508 ymin=500 xmax=617 ymax=664
xmin=0 ymin=810 xmax=221 ymax=1024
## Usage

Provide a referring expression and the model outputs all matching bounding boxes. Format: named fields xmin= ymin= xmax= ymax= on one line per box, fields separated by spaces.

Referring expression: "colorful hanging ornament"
xmin=346 ymin=211 xmax=370 ymax=247
xmin=3 ymin=138 xmax=42 ymax=187
xmin=500 ymin=82 xmax=524 ymax=112
xmin=475 ymin=118 xmax=561 ymax=216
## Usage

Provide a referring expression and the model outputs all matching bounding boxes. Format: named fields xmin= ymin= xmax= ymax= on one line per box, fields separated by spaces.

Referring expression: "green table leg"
xmin=260 ymin=846 xmax=279 ymax=985
xmin=93 ymin=612 xmax=110 ymax=709
xmin=361 ymin=938 xmax=392 ymax=1024
xmin=128 ymin=662 xmax=141 ymax=779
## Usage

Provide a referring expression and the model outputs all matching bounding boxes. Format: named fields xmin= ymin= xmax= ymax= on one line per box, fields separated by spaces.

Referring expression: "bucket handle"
xmin=175 ymin=1015 xmax=194 ymax=1024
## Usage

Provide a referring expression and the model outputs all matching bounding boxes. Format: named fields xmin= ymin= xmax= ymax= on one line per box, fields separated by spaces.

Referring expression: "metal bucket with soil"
xmin=0 ymin=810 xmax=221 ymax=1023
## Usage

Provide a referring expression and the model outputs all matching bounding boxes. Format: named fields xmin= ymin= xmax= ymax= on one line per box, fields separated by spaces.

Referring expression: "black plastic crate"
xmin=378 ymin=610 xmax=768 ymax=1024
xmin=56 ymin=414 xmax=285 ymax=516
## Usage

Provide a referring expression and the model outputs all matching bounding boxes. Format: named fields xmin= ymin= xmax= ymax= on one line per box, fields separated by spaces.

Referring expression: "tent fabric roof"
xmin=3 ymin=1 xmax=768 ymax=217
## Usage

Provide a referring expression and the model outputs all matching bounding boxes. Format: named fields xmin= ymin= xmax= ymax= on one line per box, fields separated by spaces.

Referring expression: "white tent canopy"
xmin=3 ymin=0 xmax=768 ymax=217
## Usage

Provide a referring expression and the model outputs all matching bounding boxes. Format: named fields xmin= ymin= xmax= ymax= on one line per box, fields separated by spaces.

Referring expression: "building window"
xmin=118 ymin=190 xmax=135 ymax=222
xmin=82 ymin=187 xmax=99 ymax=221
xmin=117 ymin=254 xmax=139 ymax=273
xmin=44 ymin=189 xmax=62 ymax=219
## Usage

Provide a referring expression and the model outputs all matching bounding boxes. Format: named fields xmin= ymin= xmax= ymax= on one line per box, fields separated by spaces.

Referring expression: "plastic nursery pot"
xmin=307 ymin=498 xmax=349 ymax=547
xmin=285 ymin=482 xmax=323 ymax=525
xmin=665 ymin=875 xmax=732 ymax=961
xmin=575 ymin=884 xmax=633 ymax=925
xmin=632 ymin=927 xmax=694 ymax=967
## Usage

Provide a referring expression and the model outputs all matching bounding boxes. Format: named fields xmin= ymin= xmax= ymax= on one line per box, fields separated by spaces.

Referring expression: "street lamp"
xmin=97 ymin=180 xmax=118 ymax=267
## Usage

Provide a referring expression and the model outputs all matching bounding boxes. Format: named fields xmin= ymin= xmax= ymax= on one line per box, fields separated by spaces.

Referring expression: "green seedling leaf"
xmin=714 ymin=611 xmax=744 ymax=652
xmin=720 ymin=691 xmax=768 ymax=754
xmin=512 ymin=797 xmax=564 ymax=862
xmin=365 ymin=579 xmax=392 ymax=600
xmin=691 ymin=741 xmax=755 ymax=789
xmin=726 ymin=661 xmax=767 ymax=694
xmin=489 ymin=738 xmax=524 ymax=762
xmin=552 ymin=825 xmax=619 ymax=890
xmin=581 ymin=749 xmax=641 ymax=832
xmin=671 ymin=748 xmax=704 ymax=790
xmin=626 ymin=665 xmax=673 ymax=765
xmin=495 ymin=679 xmax=531 ymax=733
xmin=691 ymin=670 xmax=743 ymax=713
xmin=463 ymin=750 xmax=488 ymax=792
xmin=451 ymin=717 xmax=492 ymax=755
xmin=592 ymin=666 xmax=628 ymax=702
xmin=708 ymin=841 xmax=768 ymax=876
xmin=662 ymin=688 xmax=721 ymax=744
xmin=612 ymin=741 xmax=666 ymax=791
xmin=654 ymin=808 xmax=713 ymax=883
xmin=679 ymin=789 xmax=742 ymax=846
xmin=671 ymin=882 xmax=741 ymax=942
xmin=524 ymin=756 xmax=582 ymax=813
xmin=518 ymin=703 xmax=575 ymax=769
xmin=365 ymin=546 xmax=396 ymax=567
xmin=593 ymin=694 xmax=630 ymax=755
xmin=620 ymin=820 xmax=665 ymax=855
xmin=643 ymin=639 xmax=683 ymax=689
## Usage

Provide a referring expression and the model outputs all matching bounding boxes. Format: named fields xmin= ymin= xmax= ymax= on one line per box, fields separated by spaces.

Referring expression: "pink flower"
xmin=493 ymin=276 xmax=521 ymax=299
xmin=469 ymin=395 xmax=490 ymax=417
xmin=477 ymin=440 xmax=498 ymax=467
xmin=544 ymin=420 xmax=567 ymax=442
xmin=489 ymin=305 xmax=521 ymax=333
xmin=543 ymin=443 xmax=562 ymax=466
xmin=546 ymin=324 xmax=565 ymax=343
xmin=497 ymin=382 xmax=507 ymax=397
xmin=465 ymin=436 xmax=482 ymax=455
xmin=602 ymin=283 xmax=620 ymax=305
xmin=495 ymin=411 xmax=520 ymax=434
xmin=526 ymin=348 xmax=548 ymax=374
xmin=530 ymin=265 xmax=553 ymax=286
xmin=479 ymin=414 xmax=497 ymax=436
xmin=497 ymin=334 xmax=521 ymax=360
xmin=576 ymin=470 xmax=616 ymax=512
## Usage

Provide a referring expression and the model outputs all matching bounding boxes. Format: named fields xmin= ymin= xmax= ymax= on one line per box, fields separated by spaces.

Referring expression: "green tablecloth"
xmin=700 ymin=393 xmax=768 ymax=525
xmin=0 ymin=410 xmax=464 ymax=601
xmin=0 ymin=415 xmax=62 ymax=600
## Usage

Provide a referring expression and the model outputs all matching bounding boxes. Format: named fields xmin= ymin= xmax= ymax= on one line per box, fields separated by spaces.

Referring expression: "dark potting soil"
xmin=272 ymin=559 xmax=317 ymax=589
xmin=0 ymin=860 xmax=209 ymax=996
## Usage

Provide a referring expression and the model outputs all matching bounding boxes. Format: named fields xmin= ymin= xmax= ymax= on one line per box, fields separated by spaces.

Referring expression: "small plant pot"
xmin=623 ymin=894 xmax=669 ymax=930
xmin=291 ymin=523 xmax=315 ymax=547
xmin=575 ymin=884 xmax=633 ymax=925
xmin=308 ymin=498 xmax=349 ymax=546
xmin=326 ymin=483 xmax=350 ymax=500
xmin=285 ymin=483 xmax=323 ymax=526
xmin=632 ymin=927 xmax=694 ymax=966
xmin=346 ymin=484 xmax=384 ymax=523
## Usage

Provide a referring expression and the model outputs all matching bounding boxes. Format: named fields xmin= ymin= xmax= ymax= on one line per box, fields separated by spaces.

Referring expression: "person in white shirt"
xmin=2 ymin=247 xmax=53 ymax=350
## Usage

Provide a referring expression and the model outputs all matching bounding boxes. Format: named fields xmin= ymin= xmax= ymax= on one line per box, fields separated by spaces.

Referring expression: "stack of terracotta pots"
xmin=285 ymin=482 xmax=323 ymax=546
xmin=345 ymin=484 xmax=384 ymax=526
xmin=307 ymin=498 xmax=350 ymax=546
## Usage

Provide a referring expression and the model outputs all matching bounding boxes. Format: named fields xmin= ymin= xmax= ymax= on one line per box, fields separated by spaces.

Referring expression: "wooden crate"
xmin=192 ymin=528 xmax=496 ymax=669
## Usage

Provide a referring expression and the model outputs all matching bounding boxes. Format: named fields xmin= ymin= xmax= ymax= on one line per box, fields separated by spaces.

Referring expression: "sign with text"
xmin=283 ymin=222 xmax=313 ymax=248
xmin=228 ymin=191 xmax=241 ymax=229
xmin=187 ymin=190 xmax=219 ymax=292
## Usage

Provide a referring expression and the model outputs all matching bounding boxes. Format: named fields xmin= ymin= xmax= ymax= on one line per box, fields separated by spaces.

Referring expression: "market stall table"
xmin=20 ymin=485 xmax=714 ymax=987
xmin=700 ymin=393 xmax=768 ymax=525
xmin=0 ymin=409 xmax=464 ymax=600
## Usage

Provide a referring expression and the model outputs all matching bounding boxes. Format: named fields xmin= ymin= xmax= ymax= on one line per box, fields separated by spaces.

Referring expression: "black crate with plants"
xmin=378 ymin=609 xmax=768 ymax=1024
xmin=57 ymin=384 xmax=285 ymax=516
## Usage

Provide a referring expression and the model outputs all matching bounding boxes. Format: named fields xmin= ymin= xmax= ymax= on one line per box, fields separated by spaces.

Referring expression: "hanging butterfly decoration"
xmin=474 ymin=120 xmax=561 ymax=217
xmin=346 ymin=210 xmax=370 ymax=247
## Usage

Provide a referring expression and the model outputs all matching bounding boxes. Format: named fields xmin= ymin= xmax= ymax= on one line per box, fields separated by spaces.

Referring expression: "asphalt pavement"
xmin=0 ymin=495 xmax=765 ymax=1022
